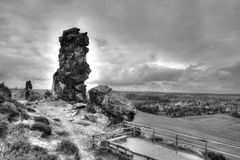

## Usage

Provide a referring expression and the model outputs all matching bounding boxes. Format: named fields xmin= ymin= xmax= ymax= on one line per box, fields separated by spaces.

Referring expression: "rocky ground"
xmin=23 ymin=99 xmax=117 ymax=160
xmin=1 ymin=85 xmax=123 ymax=160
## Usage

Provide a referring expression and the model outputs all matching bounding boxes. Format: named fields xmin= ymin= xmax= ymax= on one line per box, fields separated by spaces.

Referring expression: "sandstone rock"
xmin=25 ymin=80 xmax=32 ymax=100
xmin=85 ymin=113 xmax=109 ymax=125
xmin=89 ymin=86 xmax=136 ymax=123
xmin=85 ymin=113 xmax=98 ymax=123
xmin=52 ymin=27 xmax=91 ymax=102
xmin=73 ymin=102 xmax=86 ymax=109
xmin=0 ymin=83 xmax=12 ymax=103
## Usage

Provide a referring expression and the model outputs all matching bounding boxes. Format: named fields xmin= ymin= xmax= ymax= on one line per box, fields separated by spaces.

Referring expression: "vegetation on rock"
xmin=30 ymin=122 xmax=52 ymax=138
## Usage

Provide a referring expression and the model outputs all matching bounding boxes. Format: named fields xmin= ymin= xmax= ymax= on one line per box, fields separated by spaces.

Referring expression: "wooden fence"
xmin=124 ymin=121 xmax=240 ymax=160
xmin=92 ymin=127 xmax=157 ymax=160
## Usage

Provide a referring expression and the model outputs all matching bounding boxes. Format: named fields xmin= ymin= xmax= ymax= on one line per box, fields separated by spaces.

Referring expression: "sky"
xmin=1 ymin=0 xmax=240 ymax=93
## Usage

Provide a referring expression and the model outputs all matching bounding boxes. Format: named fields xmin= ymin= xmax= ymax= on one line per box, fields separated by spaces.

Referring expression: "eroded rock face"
xmin=25 ymin=80 xmax=32 ymax=100
xmin=0 ymin=83 xmax=12 ymax=103
xmin=89 ymin=86 xmax=136 ymax=123
xmin=52 ymin=28 xmax=91 ymax=102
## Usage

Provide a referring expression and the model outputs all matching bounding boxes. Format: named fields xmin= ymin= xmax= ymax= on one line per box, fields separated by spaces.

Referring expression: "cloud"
xmin=0 ymin=0 xmax=240 ymax=93
xmin=89 ymin=64 xmax=183 ymax=86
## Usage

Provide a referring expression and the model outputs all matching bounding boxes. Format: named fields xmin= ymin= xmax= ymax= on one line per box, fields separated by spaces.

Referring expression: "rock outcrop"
xmin=0 ymin=83 xmax=29 ymax=121
xmin=52 ymin=27 xmax=91 ymax=102
xmin=25 ymin=80 xmax=32 ymax=100
xmin=0 ymin=83 xmax=12 ymax=103
xmin=89 ymin=86 xmax=136 ymax=123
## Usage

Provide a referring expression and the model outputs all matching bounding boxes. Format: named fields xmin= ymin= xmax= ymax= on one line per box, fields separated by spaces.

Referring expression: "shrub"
xmin=0 ymin=120 xmax=8 ymax=138
xmin=27 ymin=107 xmax=36 ymax=112
xmin=53 ymin=118 xmax=60 ymax=122
xmin=34 ymin=116 xmax=50 ymax=125
xmin=8 ymin=123 xmax=29 ymax=137
xmin=135 ymin=102 xmax=160 ymax=115
xmin=0 ymin=83 xmax=12 ymax=102
xmin=3 ymin=140 xmax=58 ymax=160
xmin=151 ymin=136 xmax=164 ymax=142
xmin=56 ymin=140 xmax=79 ymax=155
xmin=206 ymin=151 xmax=227 ymax=160
xmin=0 ymin=102 xmax=30 ymax=122
xmin=55 ymin=130 xmax=70 ymax=137
xmin=30 ymin=122 xmax=51 ymax=138
xmin=28 ymin=91 xmax=43 ymax=102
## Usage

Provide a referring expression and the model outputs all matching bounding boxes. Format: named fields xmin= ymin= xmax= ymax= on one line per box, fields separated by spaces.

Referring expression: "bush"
xmin=30 ymin=122 xmax=51 ymax=138
xmin=231 ymin=112 xmax=240 ymax=118
xmin=0 ymin=83 xmax=12 ymax=102
xmin=3 ymin=140 xmax=58 ymax=160
xmin=0 ymin=102 xmax=30 ymax=122
xmin=34 ymin=116 xmax=50 ymax=125
xmin=28 ymin=91 xmax=43 ymax=102
xmin=27 ymin=107 xmax=36 ymax=112
xmin=0 ymin=120 xmax=8 ymax=138
xmin=55 ymin=130 xmax=70 ymax=137
xmin=56 ymin=140 xmax=79 ymax=155
xmin=135 ymin=102 xmax=160 ymax=115
xmin=8 ymin=123 xmax=29 ymax=137
xmin=206 ymin=151 xmax=227 ymax=160
xmin=53 ymin=118 xmax=60 ymax=122
xmin=151 ymin=136 xmax=163 ymax=142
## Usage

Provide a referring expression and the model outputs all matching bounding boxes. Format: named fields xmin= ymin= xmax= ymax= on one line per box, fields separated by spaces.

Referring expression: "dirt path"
xmin=30 ymin=100 xmax=106 ymax=160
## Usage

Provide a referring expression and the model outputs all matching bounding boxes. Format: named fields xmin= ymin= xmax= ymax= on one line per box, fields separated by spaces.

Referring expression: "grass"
xmin=2 ymin=140 xmax=58 ymax=160
xmin=0 ymin=102 xmax=30 ymax=122
xmin=56 ymin=140 xmax=79 ymax=155
xmin=53 ymin=118 xmax=61 ymax=122
xmin=30 ymin=122 xmax=51 ymax=138
xmin=34 ymin=116 xmax=50 ymax=125
xmin=28 ymin=91 xmax=43 ymax=102
xmin=206 ymin=151 xmax=228 ymax=160
xmin=55 ymin=130 xmax=70 ymax=137
xmin=27 ymin=107 xmax=36 ymax=112
xmin=0 ymin=119 xmax=58 ymax=160
xmin=134 ymin=112 xmax=240 ymax=158
xmin=56 ymin=140 xmax=80 ymax=160
xmin=0 ymin=120 xmax=8 ymax=138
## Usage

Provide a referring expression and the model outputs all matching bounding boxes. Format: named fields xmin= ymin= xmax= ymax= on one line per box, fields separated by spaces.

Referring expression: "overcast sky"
xmin=1 ymin=0 xmax=240 ymax=93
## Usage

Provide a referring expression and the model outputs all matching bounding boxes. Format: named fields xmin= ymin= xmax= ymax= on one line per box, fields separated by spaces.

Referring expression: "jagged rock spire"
xmin=52 ymin=27 xmax=91 ymax=102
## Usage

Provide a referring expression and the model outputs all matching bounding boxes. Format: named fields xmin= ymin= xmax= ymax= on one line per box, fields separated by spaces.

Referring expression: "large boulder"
xmin=89 ymin=86 xmax=136 ymax=123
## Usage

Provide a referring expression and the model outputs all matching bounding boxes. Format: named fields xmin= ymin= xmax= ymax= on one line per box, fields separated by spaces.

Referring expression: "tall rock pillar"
xmin=52 ymin=27 xmax=91 ymax=102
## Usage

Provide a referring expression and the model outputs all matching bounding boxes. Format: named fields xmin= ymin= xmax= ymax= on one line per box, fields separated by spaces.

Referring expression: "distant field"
xmin=118 ymin=90 xmax=240 ymax=97
xmin=133 ymin=112 xmax=240 ymax=159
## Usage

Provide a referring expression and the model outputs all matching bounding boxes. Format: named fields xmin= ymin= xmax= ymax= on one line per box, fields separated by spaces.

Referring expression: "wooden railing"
xmin=92 ymin=128 xmax=157 ymax=160
xmin=124 ymin=121 xmax=240 ymax=160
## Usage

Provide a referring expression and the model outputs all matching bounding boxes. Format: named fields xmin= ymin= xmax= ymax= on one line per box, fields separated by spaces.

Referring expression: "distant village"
xmin=125 ymin=93 xmax=240 ymax=118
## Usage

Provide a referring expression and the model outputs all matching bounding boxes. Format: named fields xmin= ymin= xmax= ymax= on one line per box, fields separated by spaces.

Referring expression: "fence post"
xmin=152 ymin=129 xmax=155 ymax=143
xmin=176 ymin=134 xmax=178 ymax=153
xmin=116 ymin=146 xmax=119 ymax=159
xmin=133 ymin=126 xmax=136 ymax=137
xmin=205 ymin=141 xmax=208 ymax=160
xmin=92 ymin=135 xmax=95 ymax=148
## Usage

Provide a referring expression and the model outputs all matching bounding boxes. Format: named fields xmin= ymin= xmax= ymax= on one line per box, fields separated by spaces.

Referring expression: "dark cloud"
xmin=91 ymin=64 xmax=183 ymax=86
xmin=0 ymin=0 xmax=240 ymax=93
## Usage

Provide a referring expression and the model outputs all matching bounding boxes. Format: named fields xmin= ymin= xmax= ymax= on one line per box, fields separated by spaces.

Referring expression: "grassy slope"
xmin=133 ymin=111 xmax=240 ymax=159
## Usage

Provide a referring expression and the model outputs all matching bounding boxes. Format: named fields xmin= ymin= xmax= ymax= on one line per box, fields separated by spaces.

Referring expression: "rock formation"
xmin=25 ymin=80 xmax=32 ymax=100
xmin=88 ymin=86 xmax=137 ymax=123
xmin=0 ymin=83 xmax=12 ymax=103
xmin=52 ymin=28 xmax=91 ymax=102
xmin=0 ymin=83 xmax=29 ymax=121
